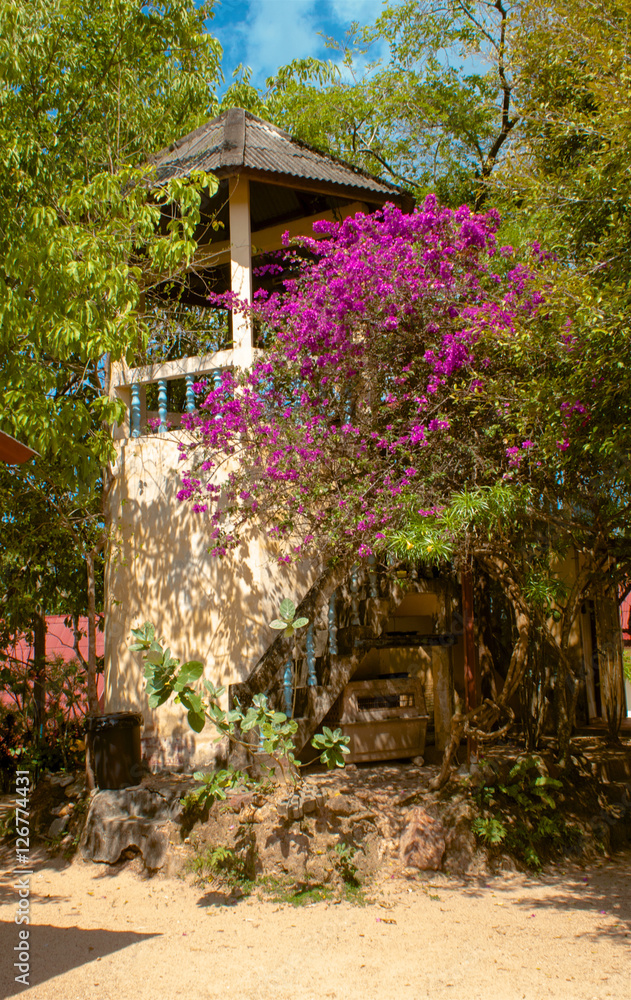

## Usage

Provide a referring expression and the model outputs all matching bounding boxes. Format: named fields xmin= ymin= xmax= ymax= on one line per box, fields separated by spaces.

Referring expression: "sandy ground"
xmin=1 ymin=844 xmax=630 ymax=1000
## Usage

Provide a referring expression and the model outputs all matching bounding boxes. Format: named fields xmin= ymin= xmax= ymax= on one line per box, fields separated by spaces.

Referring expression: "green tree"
xmin=224 ymin=1 xmax=520 ymax=208
xmin=0 ymin=0 xmax=222 ymax=751
xmin=0 ymin=0 xmax=222 ymax=473
xmin=507 ymin=0 xmax=631 ymax=282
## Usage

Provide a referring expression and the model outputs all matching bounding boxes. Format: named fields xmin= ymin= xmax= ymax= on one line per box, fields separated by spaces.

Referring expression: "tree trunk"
xmin=32 ymin=612 xmax=46 ymax=751
xmin=86 ymin=548 xmax=99 ymax=716
xmin=462 ymin=566 xmax=477 ymax=761
xmin=594 ymin=579 xmax=625 ymax=742
xmin=431 ymin=554 xmax=532 ymax=790
xmin=85 ymin=548 xmax=100 ymax=791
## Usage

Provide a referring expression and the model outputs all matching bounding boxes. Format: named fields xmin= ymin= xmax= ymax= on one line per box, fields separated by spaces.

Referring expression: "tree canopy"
xmin=0 ymin=0 xmax=221 ymax=478
xmin=224 ymin=1 xmax=520 ymax=208
xmin=0 ymin=0 xmax=223 ymax=721
xmin=507 ymin=0 xmax=631 ymax=282
xmin=176 ymin=195 xmax=631 ymax=756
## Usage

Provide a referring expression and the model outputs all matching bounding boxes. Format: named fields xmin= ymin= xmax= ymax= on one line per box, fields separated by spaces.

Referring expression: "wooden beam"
xmin=216 ymin=166 xmax=413 ymax=211
xmin=189 ymin=200 xmax=370 ymax=272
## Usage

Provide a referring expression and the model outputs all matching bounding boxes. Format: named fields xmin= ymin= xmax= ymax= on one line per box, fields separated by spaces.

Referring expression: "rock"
xmin=444 ymin=822 xmax=477 ymax=875
xmin=412 ymin=756 xmax=425 ymax=767
xmin=251 ymin=802 xmax=276 ymax=825
xmin=48 ymin=816 xmax=70 ymax=838
xmin=50 ymin=773 xmax=74 ymax=787
xmin=301 ymin=792 xmax=317 ymax=814
xmin=276 ymin=794 xmax=303 ymax=821
xmin=399 ymin=807 xmax=446 ymax=870
xmin=79 ymin=785 xmax=180 ymax=869
xmin=82 ymin=815 xmax=168 ymax=869
xmin=327 ymin=793 xmax=362 ymax=817
xmin=65 ymin=776 xmax=86 ymax=798
xmin=226 ymin=792 xmax=255 ymax=813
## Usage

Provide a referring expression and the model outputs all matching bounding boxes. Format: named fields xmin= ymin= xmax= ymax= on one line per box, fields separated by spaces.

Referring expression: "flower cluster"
xmin=175 ymin=197 xmax=577 ymax=562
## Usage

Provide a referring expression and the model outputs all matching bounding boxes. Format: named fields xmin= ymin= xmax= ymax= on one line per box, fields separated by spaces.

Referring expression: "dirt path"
xmin=1 ymin=845 xmax=630 ymax=1000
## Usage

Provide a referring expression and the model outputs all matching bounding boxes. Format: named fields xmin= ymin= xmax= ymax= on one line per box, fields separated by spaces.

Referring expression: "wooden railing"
xmin=111 ymin=349 xmax=237 ymax=439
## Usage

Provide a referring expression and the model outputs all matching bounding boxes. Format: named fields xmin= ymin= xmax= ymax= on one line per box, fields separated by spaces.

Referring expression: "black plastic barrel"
xmin=85 ymin=712 xmax=143 ymax=790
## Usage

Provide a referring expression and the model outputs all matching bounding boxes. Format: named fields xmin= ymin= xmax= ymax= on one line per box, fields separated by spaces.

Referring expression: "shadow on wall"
xmin=141 ymin=724 xmax=199 ymax=773
xmin=104 ymin=436 xmax=315 ymax=752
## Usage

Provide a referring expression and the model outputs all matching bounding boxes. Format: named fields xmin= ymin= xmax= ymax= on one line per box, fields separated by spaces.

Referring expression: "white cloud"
xmin=212 ymin=0 xmax=407 ymax=90
xmin=325 ymin=0 xmax=388 ymax=24
xmin=238 ymin=1 xmax=322 ymax=81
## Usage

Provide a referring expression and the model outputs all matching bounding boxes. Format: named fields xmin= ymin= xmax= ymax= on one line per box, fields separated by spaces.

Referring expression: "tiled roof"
xmin=151 ymin=108 xmax=411 ymax=205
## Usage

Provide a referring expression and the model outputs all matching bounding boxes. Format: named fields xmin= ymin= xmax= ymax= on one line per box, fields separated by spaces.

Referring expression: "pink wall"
xmin=1 ymin=615 xmax=104 ymax=716
xmin=621 ymin=593 xmax=631 ymax=646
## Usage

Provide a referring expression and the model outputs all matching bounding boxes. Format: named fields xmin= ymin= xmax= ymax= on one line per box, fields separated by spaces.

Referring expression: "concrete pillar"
xmin=432 ymin=582 xmax=454 ymax=751
xmin=228 ymin=175 xmax=253 ymax=368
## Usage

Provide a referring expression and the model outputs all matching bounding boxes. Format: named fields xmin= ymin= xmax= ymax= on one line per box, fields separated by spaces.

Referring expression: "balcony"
xmin=111 ymin=349 xmax=237 ymax=439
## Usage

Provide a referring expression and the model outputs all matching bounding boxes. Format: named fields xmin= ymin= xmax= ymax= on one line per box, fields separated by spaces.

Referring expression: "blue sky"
xmin=208 ymin=0 xmax=397 ymax=90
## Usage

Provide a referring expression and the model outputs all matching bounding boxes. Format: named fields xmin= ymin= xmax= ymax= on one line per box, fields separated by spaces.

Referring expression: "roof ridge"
xmin=149 ymin=107 xmax=413 ymax=208
xmin=150 ymin=109 xmax=228 ymax=165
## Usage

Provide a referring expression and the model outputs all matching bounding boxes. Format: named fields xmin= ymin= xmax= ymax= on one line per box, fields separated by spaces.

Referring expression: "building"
xmin=104 ymin=109 xmax=626 ymax=772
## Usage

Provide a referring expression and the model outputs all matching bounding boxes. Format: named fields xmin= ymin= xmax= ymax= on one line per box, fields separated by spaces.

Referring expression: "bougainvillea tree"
xmin=176 ymin=196 xmax=631 ymax=766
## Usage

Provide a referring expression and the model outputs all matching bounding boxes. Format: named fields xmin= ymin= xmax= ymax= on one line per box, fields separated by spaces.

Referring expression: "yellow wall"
xmin=104 ymin=433 xmax=315 ymax=770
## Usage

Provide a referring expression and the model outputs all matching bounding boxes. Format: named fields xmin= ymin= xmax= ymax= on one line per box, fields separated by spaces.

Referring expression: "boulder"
xmin=327 ymin=793 xmax=362 ymax=817
xmin=49 ymin=773 xmax=74 ymax=788
xmin=441 ymin=798 xmax=479 ymax=874
xmin=64 ymin=776 xmax=86 ymax=798
xmin=399 ymin=807 xmax=446 ymax=870
xmin=47 ymin=816 xmax=70 ymax=838
xmin=82 ymin=815 xmax=168 ymax=870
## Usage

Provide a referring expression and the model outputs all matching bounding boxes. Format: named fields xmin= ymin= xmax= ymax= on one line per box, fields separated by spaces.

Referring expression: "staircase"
xmin=228 ymin=558 xmax=447 ymax=764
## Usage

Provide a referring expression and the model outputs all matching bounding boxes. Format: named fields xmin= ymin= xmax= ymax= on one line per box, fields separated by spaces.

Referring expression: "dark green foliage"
xmin=471 ymin=755 xmax=576 ymax=869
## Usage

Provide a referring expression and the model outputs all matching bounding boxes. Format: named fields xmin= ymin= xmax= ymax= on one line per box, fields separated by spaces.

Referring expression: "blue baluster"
xmin=283 ymin=659 xmax=293 ymax=718
xmin=368 ymin=554 xmax=378 ymax=598
xmin=158 ymin=379 xmax=168 ymax=432
xmin=130 ymin=383 xmax=141 ymax=438
xmin=328 ymin=591 xmax=338 ymax=655
xmin=344 ymin=388 xmax=352 ymax=424
xmin=350 ymin=565 xmax=360 ymax=625
xmin=212 ymin=369 xmax=222 ymax=392
xmin=185 ymin=374 xmax=196 ymax=413
xmin=306 ymin=624 xmax=316 ymax=687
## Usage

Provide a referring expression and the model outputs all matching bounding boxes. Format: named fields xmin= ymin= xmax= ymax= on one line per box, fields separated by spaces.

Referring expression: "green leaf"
xmin=178 ymin=660 xmax=204 ymax=685
xmin=187 ymin=709 xmax=206 ymax=733
xmin=292 ymin=617 xmax=309 ymax=629
xmin=269 ymin=620 xmax=288 ymax=630
xmin=144 ymin=649 xmax=163 ymax=665
xmin=279 ymin=598 xmax=296 ymax=621
xmin=148 ymin=689 xmax=171 ymax=709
